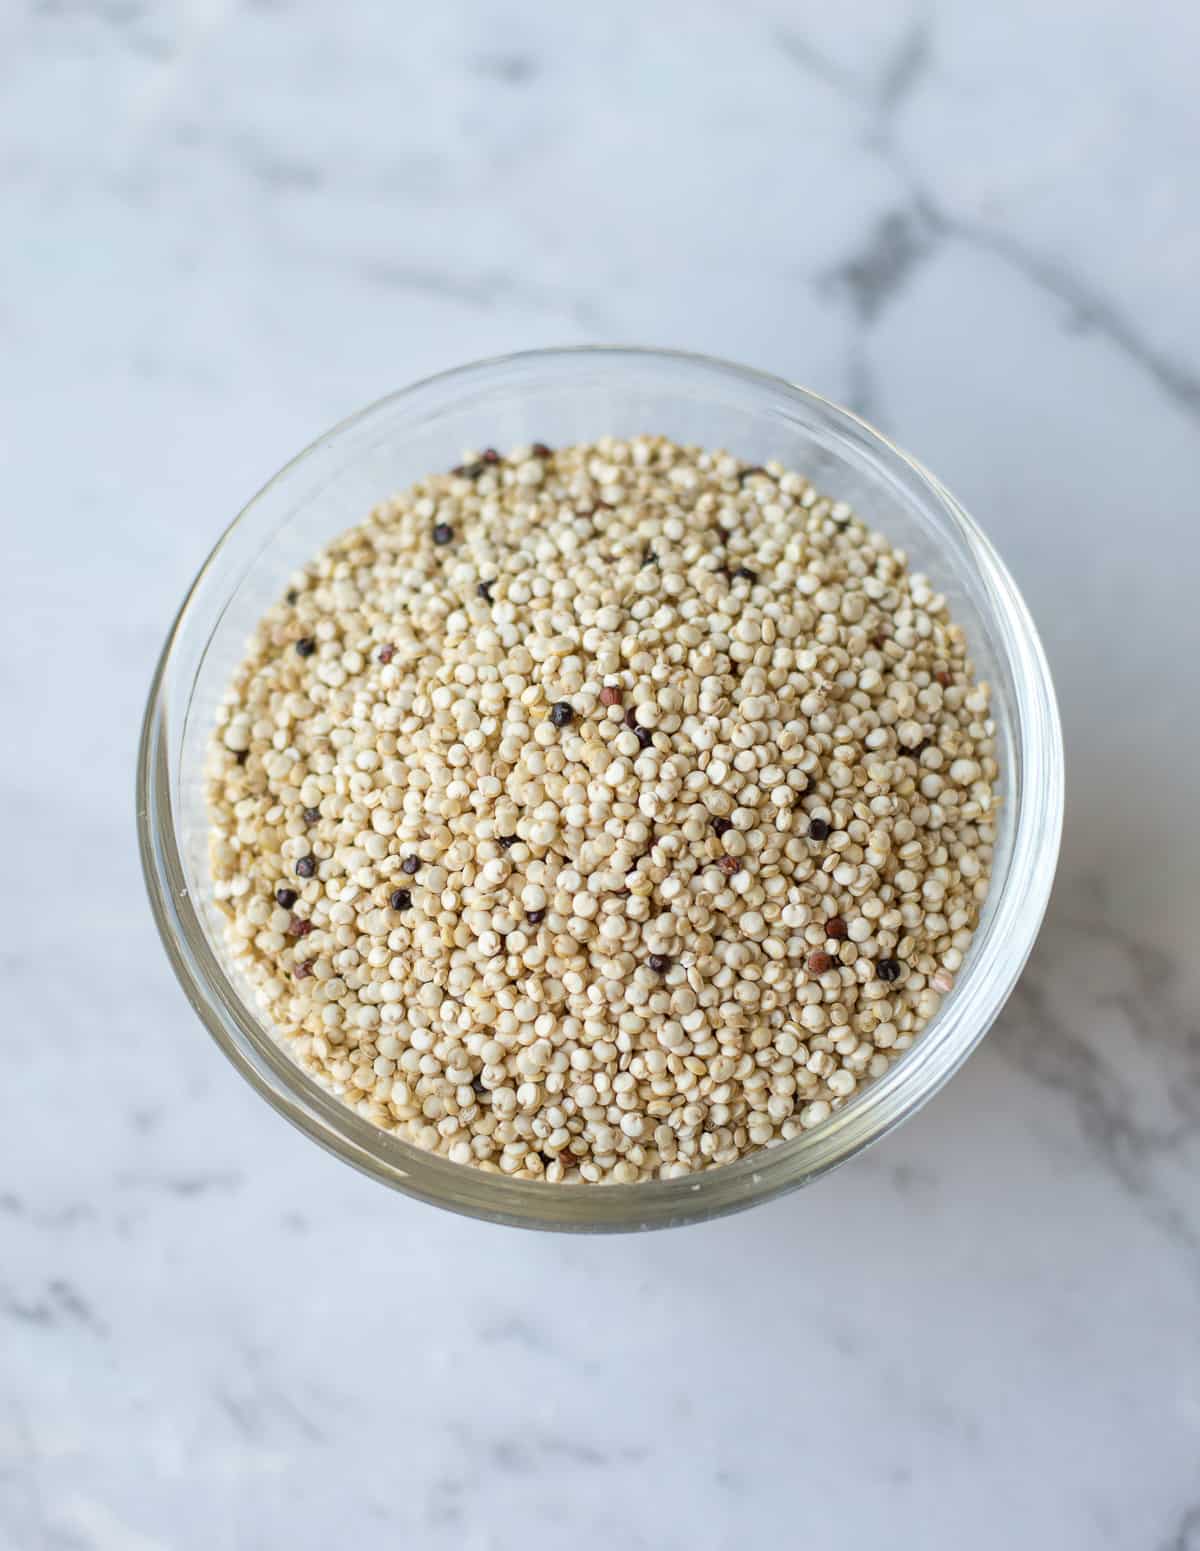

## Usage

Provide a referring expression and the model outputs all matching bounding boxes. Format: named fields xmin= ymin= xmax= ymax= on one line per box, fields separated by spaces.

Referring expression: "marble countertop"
xmin=5 ymin=2 xmax=1199 ymax=1547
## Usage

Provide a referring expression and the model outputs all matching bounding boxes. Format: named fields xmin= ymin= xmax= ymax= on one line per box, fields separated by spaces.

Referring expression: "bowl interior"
xmin=146 ymin=347 xmax=1060 ymax=1230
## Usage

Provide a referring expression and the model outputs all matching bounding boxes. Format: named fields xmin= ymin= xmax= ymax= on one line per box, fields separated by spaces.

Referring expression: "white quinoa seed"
xmin=208 ymin=436 xmax=998 ymax=1183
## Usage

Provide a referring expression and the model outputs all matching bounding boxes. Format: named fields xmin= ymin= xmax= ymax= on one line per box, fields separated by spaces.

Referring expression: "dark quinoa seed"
xmin=624 ymin=706 xmax=641 ymax=730
xmin=294 ymin=960 xmax=314 ymax=980
xmin=825 ymin=915 xmax=848 ymax=940
xmin=481 ymin=447 xmax=500 ymax=464
xmin=287 ymin=916 xmax=313 ymax=938
xmin=471 ymin=1073 xmax=487 ymax=1095
xmin=712 ymin=817 xmax=733 ymax=837
xmin=877 ymin=958 xmax=902 ymax=982
xmin=275 ymin=887 xmax=298 ymax=909
xmin=294 ymin=637 xmax=316 ymax=657
xmin=526 ymin=908 xmax=546 ymax=925
xmin=808 ymin=817 xmax=830 ymax=842
xmin=377 ymin=644 xmax=395 ymax=664
xmin=285 ymin=588 xmax=298 ymax=605
xmin=635 ymin=726 xmax=654 ymax=749
xmin=718 ymin=855 xmax=741 ymax=876
xmin=498 ymin=834 xmax=520 ymax=850
xmin=389 ymin=888 xmax=413 ymax=911
xmin=530 ymin=442 xmax=553 ymax=458
xmin=432 ymin=522 xmax=455 ymax=546
xmin=642 ymin=544 xmax=658 ymax=567
xmin=401 ymin=854 xmax=421 ymax=876
xmin=295 ymin=855 xmax=316 ymax=879
xmin=550 ymin=701 xmax=574 ymax=728
xmin=453 ymin=460 xmax=485 ymax=479
xmin=477 ymin=578 xmax=495 ymax=602
xmin=648 ymin=953 xmax=670 ymax=973
xmin=732 ymin=566 xmax=758 ymax=583
xmin=302 ymin=806 xmax=321 ymax=824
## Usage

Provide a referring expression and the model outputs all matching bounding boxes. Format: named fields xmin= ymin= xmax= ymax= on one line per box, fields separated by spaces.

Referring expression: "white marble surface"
xmin=4 ymin=2 xmax=1200 ymax=1547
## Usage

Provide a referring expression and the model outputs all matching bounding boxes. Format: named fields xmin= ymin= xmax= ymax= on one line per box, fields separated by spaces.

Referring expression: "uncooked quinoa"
xmin=208 ymin=436 xmax=998 ymax=1182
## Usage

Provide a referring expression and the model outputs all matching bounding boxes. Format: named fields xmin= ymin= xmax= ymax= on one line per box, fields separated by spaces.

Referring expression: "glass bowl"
xmin=137 ymin=346 xmax=1063 ymax=1232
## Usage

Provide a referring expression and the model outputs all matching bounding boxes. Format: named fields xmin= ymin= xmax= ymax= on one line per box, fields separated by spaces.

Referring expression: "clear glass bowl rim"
xmin=137 ymin=344 xmax=1064 ymax=1233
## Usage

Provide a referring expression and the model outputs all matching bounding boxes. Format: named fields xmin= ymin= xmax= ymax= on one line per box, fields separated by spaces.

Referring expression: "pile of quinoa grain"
xmin=208 ymin=436 xmax=998 ymax=1182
